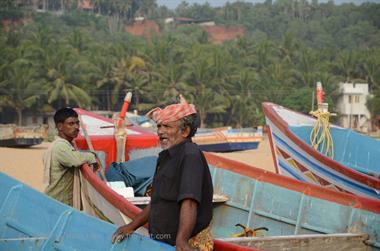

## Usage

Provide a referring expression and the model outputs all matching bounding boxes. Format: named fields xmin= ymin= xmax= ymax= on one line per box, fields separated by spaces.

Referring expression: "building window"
xmin=348 ymin=95 xmax=352 ymax=103
xmin=348 ymin=95 xmax=360 ymax=103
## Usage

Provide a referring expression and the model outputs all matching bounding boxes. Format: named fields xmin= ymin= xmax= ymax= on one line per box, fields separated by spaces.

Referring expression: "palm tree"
xmin=192 ymin=84 xmax=226 ymax=128
xmin=293 ymin=47 xmax=319 ymax=87
xmin=361 ymin=49 xmax=380 ymax=120
xmin=184 ymin=46 xmax=227 ymax=127
xmin=1 ymin=60 xmax=41 ymax=125
xmin=332 ymin=51 xmax=361 ymax=83
xmin=361 ymin=49 xmax=380 ymax=89
xmin=228 ymin=69 xmax=261 ymax=127
xmin=97 ymin=56 xmax=149 ymax=109
xmin=92 ymin=45 xmax=118 ymax=110
xmin=44 ymin=45 xmax=92 ymax=108
xmin=66 ymin=28 xmax=89 ymax=53
xmin=252 ymin=39 xmax=277 ymax=73
xmin=152 ymin=61 xmax=190 ymax=103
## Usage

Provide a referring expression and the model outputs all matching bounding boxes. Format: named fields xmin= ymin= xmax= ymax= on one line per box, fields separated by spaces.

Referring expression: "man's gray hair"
xmin=179 ymin=113 xmax=200 ymax=138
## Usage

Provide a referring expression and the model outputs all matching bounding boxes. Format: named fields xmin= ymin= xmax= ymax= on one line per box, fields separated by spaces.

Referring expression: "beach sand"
xmin=214 ymin=135 xmax=275 ymax=172
xmin=0 ymin=142 xmax=49 ymax=192
xmin=0 ymin=135 xmax=275 ymax=191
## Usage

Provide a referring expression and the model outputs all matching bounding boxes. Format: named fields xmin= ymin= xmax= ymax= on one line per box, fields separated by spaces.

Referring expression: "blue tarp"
xmin=106 ymin=156 xmax=157 ymax=196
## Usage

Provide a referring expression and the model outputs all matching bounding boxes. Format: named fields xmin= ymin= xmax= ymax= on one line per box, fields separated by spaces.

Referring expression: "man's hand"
xmin=90 ymin=162 xmax=100 ymax=172
xmin=111 ymin=204 xmax=151 ymax=244
xmin=176 ymin=239 xmax=197 ymax=251
xmin=112 ymin=224 xmax=134 ymax=244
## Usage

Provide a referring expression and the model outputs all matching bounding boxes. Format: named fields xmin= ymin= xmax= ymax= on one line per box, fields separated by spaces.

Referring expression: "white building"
xmin=336 ymin=82 xmax=372 ymax=132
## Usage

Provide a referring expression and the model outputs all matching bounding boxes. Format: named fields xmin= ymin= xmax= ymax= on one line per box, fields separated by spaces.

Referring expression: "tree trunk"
xmin=135 ymin=92 xmax=140 ymax=108
xmin=200 ymin=110 xmax=206 ymax=128
xmin=16 ymin=108 xmax=22 ymax=126
xmin=107 ymin=89 xmax=111 ymax=111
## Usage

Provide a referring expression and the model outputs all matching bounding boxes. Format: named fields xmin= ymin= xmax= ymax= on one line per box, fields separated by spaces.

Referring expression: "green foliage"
xmin=0 ymin=8 xmax=24 ymax=20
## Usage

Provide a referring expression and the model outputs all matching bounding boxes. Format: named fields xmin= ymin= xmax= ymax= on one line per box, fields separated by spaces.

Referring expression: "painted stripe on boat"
xmin=262 ymin=103 xmax=380 ymax=189
xmin=278 ymin=159 xmax=307 ymax=182
xmin=272 ymin=132 xmax=379 ymax=200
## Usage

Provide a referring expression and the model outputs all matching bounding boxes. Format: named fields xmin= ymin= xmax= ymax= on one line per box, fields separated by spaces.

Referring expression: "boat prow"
xmin=263 ymin=102 xmax=380 ymax=200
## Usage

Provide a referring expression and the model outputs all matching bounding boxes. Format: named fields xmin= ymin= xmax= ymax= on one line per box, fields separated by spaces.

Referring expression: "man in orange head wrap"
xmin=112 ymin=95 xmax=214 ymax=251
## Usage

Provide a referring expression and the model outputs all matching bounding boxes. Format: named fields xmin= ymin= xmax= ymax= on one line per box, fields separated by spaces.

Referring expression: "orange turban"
xmin=146 ymin=103 xmax=197 ymax=124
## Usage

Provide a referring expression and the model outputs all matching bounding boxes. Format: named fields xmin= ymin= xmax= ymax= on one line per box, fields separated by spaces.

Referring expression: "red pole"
xmin=118 ymin=92 xmax=132 ymax=127
xmin=316 ymin=82 xmax=324 ymax=105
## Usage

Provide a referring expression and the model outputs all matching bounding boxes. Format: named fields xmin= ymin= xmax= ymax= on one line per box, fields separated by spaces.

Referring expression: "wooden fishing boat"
xmin=0 ymin=124 xmax=45 ymax=147
xmin=263 ymin=102 xmax=380 ymax=201
xmin=74 ymin=108 xmax=159 ymax=166
xmin=73 ymin=109 xmax=379 ymax=251
xmin=74 ymin=108 xmax=256 ymax=251
xmin=0 ymin=172 xmax=175 ymax=251
xmin=193 ymin=128 xmax=262 ymax=152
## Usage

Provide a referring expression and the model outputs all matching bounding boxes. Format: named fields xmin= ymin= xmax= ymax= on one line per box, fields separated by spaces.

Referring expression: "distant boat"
xmin=126 ymin=111 xmax=155 ymax=128
xmin=263 ymin=102 xmax=380 ymax=201
xmin=0 ymin=124 xmax=45 ymax=147
xmin=0 ymin=172 xmax=174 ymax=251
xmin=73 ymin=109 xmax=379 ymax=251
xmin=193 ymin=127 xmax=263 ymax=152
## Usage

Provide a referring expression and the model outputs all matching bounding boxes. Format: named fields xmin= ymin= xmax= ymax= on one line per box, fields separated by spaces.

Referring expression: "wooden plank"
xmin=213 ymin=193 xmax=229 ymax=203
xmin=126 ymin=194 xmax=229 ymax=205
xmin=219 ymin=233 xmax=370 ymax=251
xmin=78 ymin=115 xmax=107 ymax=181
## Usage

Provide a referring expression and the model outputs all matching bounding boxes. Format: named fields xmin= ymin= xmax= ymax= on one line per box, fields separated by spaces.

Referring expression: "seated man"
xmin=43 ymin=107 xmax=97 ymax=207
xmin=112 ymin=97 xmax=214 ymax=251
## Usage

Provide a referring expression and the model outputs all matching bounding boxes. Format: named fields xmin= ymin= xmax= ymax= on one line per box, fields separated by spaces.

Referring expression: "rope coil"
xmin=309 ymin=110 xmax=334 ymax=158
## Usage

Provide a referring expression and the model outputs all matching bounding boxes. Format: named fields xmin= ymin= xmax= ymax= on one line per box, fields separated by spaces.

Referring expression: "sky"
xmin=157 ymin=0 xmax=380 ymax=9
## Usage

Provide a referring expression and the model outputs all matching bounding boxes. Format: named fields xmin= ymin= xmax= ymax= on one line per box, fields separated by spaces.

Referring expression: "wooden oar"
xmin=78 ymin=114 xmax=107 ymax=181
xmin=115 ymin=92 xmax=132 ymax=163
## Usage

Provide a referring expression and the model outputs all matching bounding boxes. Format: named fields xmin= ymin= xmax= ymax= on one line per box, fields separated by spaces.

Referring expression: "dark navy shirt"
xmin=149 ymin=139 xmax=213 ymax=246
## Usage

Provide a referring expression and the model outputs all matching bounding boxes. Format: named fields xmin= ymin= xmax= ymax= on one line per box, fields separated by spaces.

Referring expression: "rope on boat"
xmin=309 ymin=110 xmax=334 ymax=158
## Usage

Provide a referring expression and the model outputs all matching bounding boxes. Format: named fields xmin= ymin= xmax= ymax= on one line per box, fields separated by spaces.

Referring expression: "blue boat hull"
xmin=0 ymin=172 xmax=174 ymax=251
xmin=100 ymin=152 xmax=380 ymax=250
xmin=209 ymin=160 xmax=378 ymax=239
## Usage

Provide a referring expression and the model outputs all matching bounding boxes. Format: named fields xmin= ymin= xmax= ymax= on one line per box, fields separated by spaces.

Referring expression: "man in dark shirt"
xmin=112 ymin=97 xmax=213 ymax=251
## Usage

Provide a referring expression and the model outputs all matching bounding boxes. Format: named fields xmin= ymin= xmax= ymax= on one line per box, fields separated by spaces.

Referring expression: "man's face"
xmin=157 ymin=120 xmax=188 ymax=150
xmin=57 ymin=117 xmax=80 ymax=142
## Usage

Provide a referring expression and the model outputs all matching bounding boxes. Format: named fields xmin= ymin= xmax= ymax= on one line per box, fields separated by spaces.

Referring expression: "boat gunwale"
xmin=80 ymin=164 xmax=142 ymax=220
xmin=204 ymin=152 xmax=380 ymax=214
xmin=262 ymin=102 xmax=380 ymax=190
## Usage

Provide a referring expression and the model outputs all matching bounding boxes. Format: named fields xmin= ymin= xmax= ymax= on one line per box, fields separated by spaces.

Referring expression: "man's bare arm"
xmin=176 ymin=199 xmax=197 ymax=251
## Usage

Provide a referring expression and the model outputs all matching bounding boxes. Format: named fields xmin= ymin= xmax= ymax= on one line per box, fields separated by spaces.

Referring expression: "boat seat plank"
xmin=127 ymin=194 xmax=229 ymax=205
xmin=219 ymin=233 xmax=369 ymax=251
